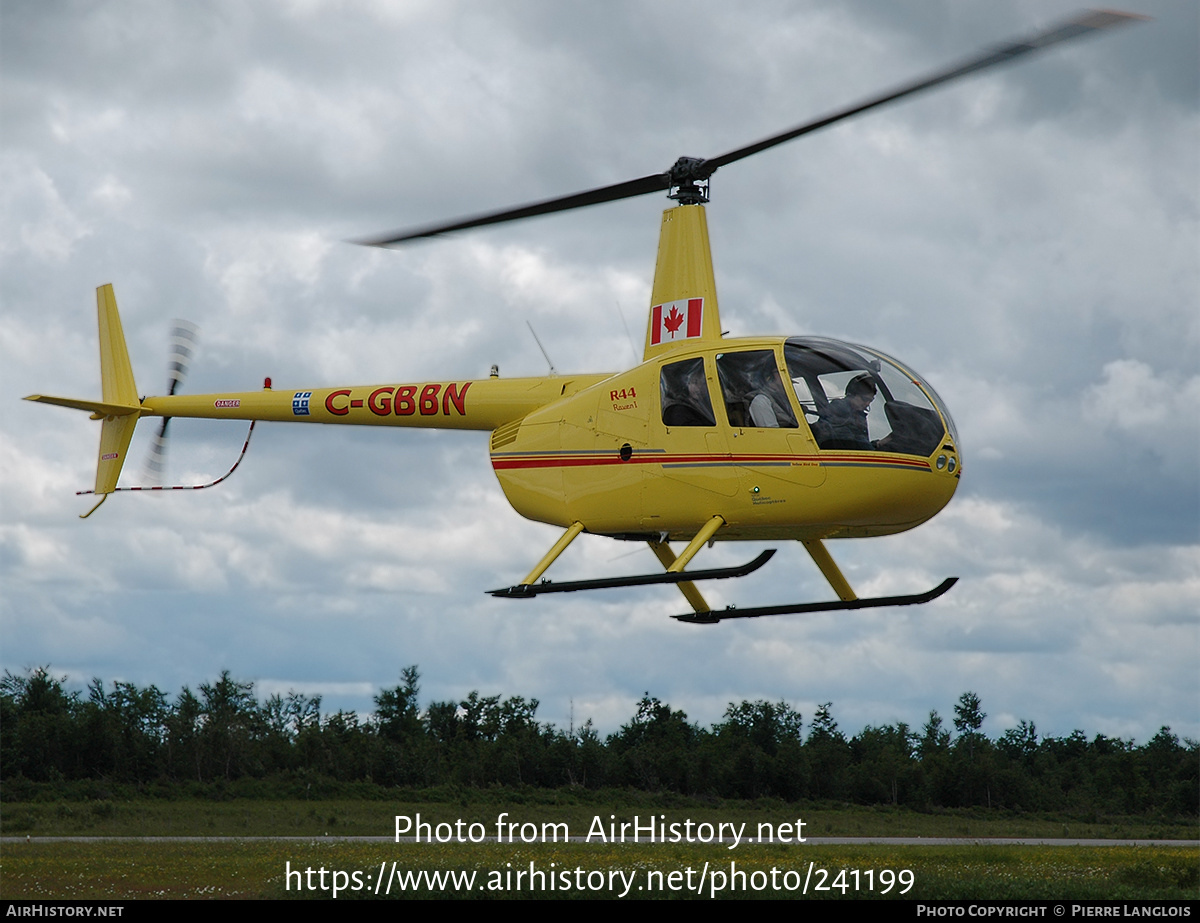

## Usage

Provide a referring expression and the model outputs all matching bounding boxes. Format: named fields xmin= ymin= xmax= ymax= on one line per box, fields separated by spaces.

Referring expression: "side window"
xmin=660 ymin=357 xmax=716 ymax=427
xmin=715 ymin=350 xmax=798 ymax=428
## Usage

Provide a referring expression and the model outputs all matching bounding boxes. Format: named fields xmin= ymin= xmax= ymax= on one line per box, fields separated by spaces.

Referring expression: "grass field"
xmin=3 ymin=796 xmax=1196 ymax=840
xmin=1 ymin=840 xmax=1196 ymax=900
xmin=1 ymin=797 xmax=1196 ymax=900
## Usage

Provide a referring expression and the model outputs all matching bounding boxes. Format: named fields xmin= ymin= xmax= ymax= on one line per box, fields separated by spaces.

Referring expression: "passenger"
xmin=662 ymin=367 xmax=716 ymax=427
xmin=748 ymin=392 xmax=780 ymax=427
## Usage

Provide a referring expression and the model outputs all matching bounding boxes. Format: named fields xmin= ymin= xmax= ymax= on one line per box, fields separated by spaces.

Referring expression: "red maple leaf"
xmin=663 ymin=305 xmax=685 ymax=337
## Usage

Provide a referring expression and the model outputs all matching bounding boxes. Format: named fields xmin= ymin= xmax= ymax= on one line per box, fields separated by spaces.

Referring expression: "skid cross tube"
xmin=489 ymin=549 xmax=776 ymax=598
xmin=647 ymin=540 xmax=710 ymax=613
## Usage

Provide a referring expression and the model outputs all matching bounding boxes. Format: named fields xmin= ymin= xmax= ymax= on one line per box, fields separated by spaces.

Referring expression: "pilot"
xmin=814 ymin=373 xmax=876 ymax=449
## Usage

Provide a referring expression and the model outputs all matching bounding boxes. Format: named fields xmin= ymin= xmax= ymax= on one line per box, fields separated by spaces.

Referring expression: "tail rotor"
xmin=143 ymin=321 xmax=199 ymax=485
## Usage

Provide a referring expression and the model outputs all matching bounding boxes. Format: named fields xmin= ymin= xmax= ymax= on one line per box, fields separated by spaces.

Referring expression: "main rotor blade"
xmin=359 ymin=10 xmax=1142 ymax=246
xmin=358 ymin=172 xmax=671 ymax=247
xmin=703 ymin=10 xmax=1143 ymax=173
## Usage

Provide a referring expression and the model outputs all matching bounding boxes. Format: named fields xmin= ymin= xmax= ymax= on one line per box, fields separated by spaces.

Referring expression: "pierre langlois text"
xmin=395 ymin=813 xmax=807 ymax=850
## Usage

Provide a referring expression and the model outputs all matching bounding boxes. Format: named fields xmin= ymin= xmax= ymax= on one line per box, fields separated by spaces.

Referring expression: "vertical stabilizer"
xmin=643 ymin=204 xmax=723 ymax=361
xmin=93 ymin=415 xmax=139 ymax=497
xmin=92 ymin=285 xmax=142 ymax=503
xmin=97 ymin=284 xmax=138 ymax=406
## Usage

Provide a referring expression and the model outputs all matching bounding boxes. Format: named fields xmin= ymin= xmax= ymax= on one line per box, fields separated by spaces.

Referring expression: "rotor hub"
xmin=667 ymin=156 xmax=711 ymax=205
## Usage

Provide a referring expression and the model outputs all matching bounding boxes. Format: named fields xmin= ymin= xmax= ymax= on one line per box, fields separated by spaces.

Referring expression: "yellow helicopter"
xmin=26 ymin=11 xmax=1139 ymax=623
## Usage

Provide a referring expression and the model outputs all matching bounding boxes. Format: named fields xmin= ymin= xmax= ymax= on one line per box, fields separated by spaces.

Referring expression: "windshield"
xmin=784 ymin=337 xmax=956 ymax=456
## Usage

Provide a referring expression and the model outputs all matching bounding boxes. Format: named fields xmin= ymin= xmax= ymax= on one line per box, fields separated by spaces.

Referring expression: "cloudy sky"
xmin=2 ymin=1 xmax=1196 ymax=744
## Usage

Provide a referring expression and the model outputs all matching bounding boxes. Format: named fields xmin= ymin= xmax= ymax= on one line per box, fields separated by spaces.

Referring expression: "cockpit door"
xmin=714 ymin=348 xmax=826 ymax=490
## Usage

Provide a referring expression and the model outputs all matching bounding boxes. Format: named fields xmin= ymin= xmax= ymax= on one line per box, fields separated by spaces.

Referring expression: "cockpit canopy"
xmin=658 ymin=336 xmax=958 ymax=459
xmin=784 ymin=337 xmax=957 ymax=456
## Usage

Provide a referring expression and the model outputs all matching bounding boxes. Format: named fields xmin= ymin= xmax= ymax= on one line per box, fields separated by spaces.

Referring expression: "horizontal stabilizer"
xmin=24 ymin=394 xmax=141 ymax=418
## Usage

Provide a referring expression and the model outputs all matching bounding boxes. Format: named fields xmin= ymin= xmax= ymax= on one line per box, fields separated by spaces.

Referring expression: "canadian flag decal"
xmin=650 ymin=298 xmax=704 ymax=345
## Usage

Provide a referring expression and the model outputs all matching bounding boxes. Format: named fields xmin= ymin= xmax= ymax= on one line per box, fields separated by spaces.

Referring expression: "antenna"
xmin=526 ymin=321 xmax=557 ymax=376
xmin=615 ymin=300 xmax=639 ymax=363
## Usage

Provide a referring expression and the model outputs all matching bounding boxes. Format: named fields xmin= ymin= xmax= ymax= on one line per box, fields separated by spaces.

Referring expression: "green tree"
xmin=611 ymin=695 xmax=700 ymax=792
xmin=1 ymin=667 xmax=81 ymax=781
xmin=850 ymin=723 xmax=916 ymax=805
xmin=806 ymin=702 xmax=850 ymax=799
xmin=712 ymin=700 xmax=805 ymax=799
xmin=198 ymin=671 xmax=260 ymax=780
xmin=950 ymin=692 xmax=995 ymax=807
xmin=372 ymin=666 xmax=424 ymax=785
xmin=375 ymin=666 xmax=422 ymax=743
xmin=262 ymin=690 xmax=321 ymax=773
xmin=83 ymin=678 xmax=168 ymax=781
xmin=917 ymin=710 xmax=952 ymax=806
xmin=953 ymin=692 xmax=987 ymax=741
xmin=919 ymin=710 xmax=950 ymax=757
xmin=999 ymin=720 xmax=1038 ymax=764
xmin=165 ymin=687 xmax=204 ymax=782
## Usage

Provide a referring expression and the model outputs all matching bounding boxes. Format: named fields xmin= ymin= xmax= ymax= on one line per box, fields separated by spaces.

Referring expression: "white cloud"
xmin=1083 ymin=358 xmax=1200 ymax=433
xmin=2 ymin=159 xmax=91 ymax=262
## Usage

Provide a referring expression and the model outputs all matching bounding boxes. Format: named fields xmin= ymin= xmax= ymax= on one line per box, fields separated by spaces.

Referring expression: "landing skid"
xmin=672 ymin=577 xmax=958 ymax=623
xmin=489 ymin=550 xmax=776 ymax=598
xmin=492 ymin=522 xmax=957 ymax=622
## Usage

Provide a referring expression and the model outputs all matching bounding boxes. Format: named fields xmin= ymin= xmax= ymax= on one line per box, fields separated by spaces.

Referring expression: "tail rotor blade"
xmin=143 ymin=417 xmax=171 ymax=486
xmin=166 ymin=321 xmax=199 ymax=396
xmin=143 ymin=321 xmax=199 ymax=485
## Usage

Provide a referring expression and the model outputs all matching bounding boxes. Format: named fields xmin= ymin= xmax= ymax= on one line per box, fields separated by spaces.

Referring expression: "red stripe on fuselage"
xmin=490 ymin=452 xmax=929 ymax=471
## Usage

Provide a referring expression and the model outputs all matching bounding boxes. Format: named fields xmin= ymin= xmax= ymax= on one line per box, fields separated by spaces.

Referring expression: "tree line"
xmin=2 ymin=666 xmax=1194 ymax=817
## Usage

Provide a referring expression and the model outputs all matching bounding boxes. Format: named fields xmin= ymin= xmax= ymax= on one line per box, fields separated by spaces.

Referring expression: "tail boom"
xmin=142 ymin=374 xmax=612 ymax=431
xmin=25 ymin=284 xmax=613 ymax=517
